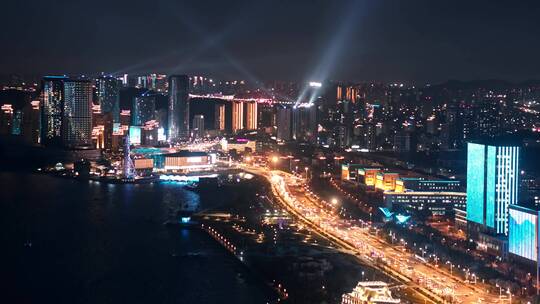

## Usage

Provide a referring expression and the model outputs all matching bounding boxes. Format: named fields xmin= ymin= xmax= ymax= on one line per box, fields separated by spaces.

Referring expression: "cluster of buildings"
xmin=0 ymin=74 xmax=264 ymax=153
xmin=2 ymin=76 xmax=539 ymax=156
xmin=461 ymin=140 xmax=540 ymax=268
xmin=341 ymin=139 xmax=540 ymax=268
xmin=341 ymin=164 xmax=465 ymax=218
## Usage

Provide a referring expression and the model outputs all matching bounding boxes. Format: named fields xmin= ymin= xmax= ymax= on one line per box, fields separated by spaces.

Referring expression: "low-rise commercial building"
xmin=384 ymin=191 xmax=466 ymax=217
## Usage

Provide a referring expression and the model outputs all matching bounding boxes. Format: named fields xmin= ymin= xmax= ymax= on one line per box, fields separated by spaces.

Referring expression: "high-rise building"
xmin=168 ymin=75 xmax=189 ymax=141
xmin=258 ymin=103 xmax=275 ymax=129
xmin=276 ymin=105 xmax=292 ymax=141
xmin=244 ymin=101 xmax=258 ymax=130
xmin=215 ymin=104 xmax=225 ymax=131
xmin=97 ymin=76 xmax=120 ymax=123
xmin=22 ymin=100 xmax=41 ymax=145
xmin=466 ymin=142 xmax=520 ymax=236
xmin=41 ymin=76 xmax=67 ymax=146
xmin=508 ymin=204 xmax=540 ymax=263
xmin=232 ymin=100 xmax=244 ymax=133
xmin=132 ymin=95 xmax=156 ymax=126
xmin=192 ymin=115 xmax=204 ymax=138
xmin=62 ymin=79 xmax=93 ymax=148
xmin=292 ymin=104 xmax=317 ymax=142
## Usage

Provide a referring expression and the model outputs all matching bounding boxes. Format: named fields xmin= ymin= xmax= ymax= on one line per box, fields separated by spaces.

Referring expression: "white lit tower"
xmin=123 ymin=135 xmax=135 ymax=179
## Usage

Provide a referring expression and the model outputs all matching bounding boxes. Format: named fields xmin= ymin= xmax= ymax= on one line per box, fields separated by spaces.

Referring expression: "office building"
xmin=41 ymin=76 xmax=66 ymax=146
xmin=396 ymin=177 xmax=462 ymax=192
xmin=292 ymin=104 xmax=317 ymax=142
xmin=132 ymin=95 xmax=156 ymax=126
xmin=244 ymin=101 xmax=257 ymax=130
xmin=232 ymin=100 xmax=244 ymax=133
xmin=508 ymin=204 xmax=539 ymax=263
xmin=276 ymin=105 xmax=292 ymax=141
xmin=357 ymin=168 xmax=382 ymax=186
xmin=168 ymin=75 xmax=189 ymax=141
xmin=62 ymin=79 xmax=93 ymax=148
xmin=384 ymin=191 xmax=466 ymax=217
xmin=97 ymin=76 xmax=120 ymax=123
xmin=375 ymin=172 xmax=400 ymax=191
xmin=215 ymin=104 xmax=225 ymax=131
xmin=466 ymin=142 xmax=520 ymax=236
xmin=341 ymin=164 xmax=370 ymax=181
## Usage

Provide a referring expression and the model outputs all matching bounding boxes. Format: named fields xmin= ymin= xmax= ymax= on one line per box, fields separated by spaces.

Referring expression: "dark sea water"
xmin=0 ymin=172 xmax=273 ymax=304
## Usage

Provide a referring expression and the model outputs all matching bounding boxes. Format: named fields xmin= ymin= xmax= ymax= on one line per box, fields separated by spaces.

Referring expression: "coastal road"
xmin=241 ymin=164 xmax=506 ymax=304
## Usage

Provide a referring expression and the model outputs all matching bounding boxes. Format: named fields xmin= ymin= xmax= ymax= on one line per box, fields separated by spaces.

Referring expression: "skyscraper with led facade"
xmin=41 ymin=76 xmax=67 ymax=146
xmin=97 ymin=76 xmax=120 ymax=123
xmin=132 ymin=94 xmax=156 ymax=126
xmin=168 ymin=75 xmax=189 ymax=141
xmin=466 ymin=142 xmax=520 ymax=236
xmin=508 ymin=204 xmax=539 ymax=263
xmin=62 ymin=79 xmax=93 ymax=148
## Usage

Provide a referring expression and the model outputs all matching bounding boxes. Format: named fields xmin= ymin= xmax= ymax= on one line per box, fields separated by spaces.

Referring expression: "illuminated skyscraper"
xmin=132 ymin=94 xmax=156 ymax=126
xmin=232 ymin=100 xmax=244 ymax=133
xmin=97 ymin=76 xmax=120 ymax=123
xmin=276 ymin=105 xmax=292 ymax=141
xmin=168 ymin=75 xmax=189 ymax=141
xmin=466 ymin=142 xmax=520 ymax=236
xmin=508 ymin=204 xmax=539 ymax=262
xmin=292 ymin=103 xmax=317 ymax=142
xmin=62 ymin=79 xmax=93 ymax=148
xmin=41 ymin=76 xmax=67 ymax=146
xmin=215 ymin=104 xmax=225 ymax=131
xmin=244 ymin=101 xmax=258 ymax=130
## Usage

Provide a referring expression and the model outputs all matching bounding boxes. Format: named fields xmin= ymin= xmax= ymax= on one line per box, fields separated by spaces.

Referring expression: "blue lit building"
xmin=466 ymin=141 xmax=520 ymax=255
xmin=508 ymin=204 xmax=539 ymax=263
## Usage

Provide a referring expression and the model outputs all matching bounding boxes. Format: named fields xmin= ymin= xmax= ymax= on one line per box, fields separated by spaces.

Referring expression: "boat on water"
xmin=341 ymin=281 xmax=400 ymax=304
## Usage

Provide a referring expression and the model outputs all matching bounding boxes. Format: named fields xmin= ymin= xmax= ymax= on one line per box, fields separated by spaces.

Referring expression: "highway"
xmin=241 ymin=164 xmax=509 ymax=304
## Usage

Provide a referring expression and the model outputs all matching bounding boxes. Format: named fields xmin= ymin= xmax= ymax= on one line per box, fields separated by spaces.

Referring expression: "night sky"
xmin=2 ymin=0 xmax=540 ymax=83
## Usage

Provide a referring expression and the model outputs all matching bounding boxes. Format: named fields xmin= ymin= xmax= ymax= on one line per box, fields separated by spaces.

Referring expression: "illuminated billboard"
xmin=509 ymin=205 xmax=538 ymax=262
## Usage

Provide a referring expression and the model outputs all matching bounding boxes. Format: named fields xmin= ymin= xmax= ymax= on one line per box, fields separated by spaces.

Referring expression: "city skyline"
xmin=3 ymin=1 xmax=540 ymax=303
